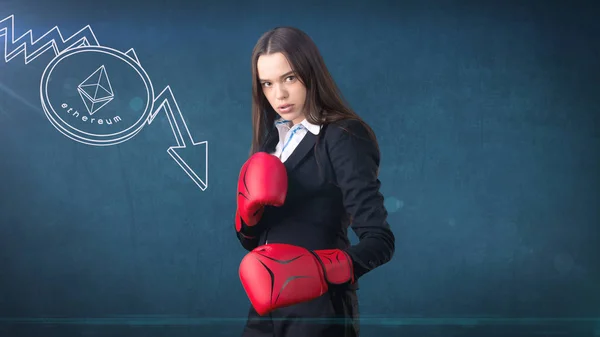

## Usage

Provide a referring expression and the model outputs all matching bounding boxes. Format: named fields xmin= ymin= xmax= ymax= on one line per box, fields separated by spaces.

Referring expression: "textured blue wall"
xmin=0 ymin=0 xmax=598 ymax=336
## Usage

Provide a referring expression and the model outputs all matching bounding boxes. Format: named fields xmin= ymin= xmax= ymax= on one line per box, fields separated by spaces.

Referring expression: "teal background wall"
xmin=0 ymin=1 xmax=598 ymax=336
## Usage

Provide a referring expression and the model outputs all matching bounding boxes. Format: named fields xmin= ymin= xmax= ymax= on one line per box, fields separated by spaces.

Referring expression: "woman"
xmin=234 ymin=26 xmax=395 ymax=337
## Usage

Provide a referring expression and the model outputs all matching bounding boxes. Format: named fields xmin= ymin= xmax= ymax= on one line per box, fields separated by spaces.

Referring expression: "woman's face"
xmin=257 ymin=52 xmax=307 ymax=125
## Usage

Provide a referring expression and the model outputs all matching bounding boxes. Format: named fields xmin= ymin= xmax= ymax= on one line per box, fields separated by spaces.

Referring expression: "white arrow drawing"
xmin=150 ymin=86 xmax=208 ymax=191
xmin=0 ymin=14 xmax=208 ymax=191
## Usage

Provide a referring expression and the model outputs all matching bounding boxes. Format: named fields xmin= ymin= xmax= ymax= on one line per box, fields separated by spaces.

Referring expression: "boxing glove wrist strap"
xmin=312 ymin=249 xmax=355 ymax=285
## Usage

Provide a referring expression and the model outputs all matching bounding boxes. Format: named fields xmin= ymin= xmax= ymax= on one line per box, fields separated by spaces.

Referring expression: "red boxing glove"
xmin=238 ymin=243 xmax=355 ymax=316
xmin=236 ymin=152 xmax=288 ymax=234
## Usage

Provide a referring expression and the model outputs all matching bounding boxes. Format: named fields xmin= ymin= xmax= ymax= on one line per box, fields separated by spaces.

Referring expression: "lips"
xmin=278 ymin=104 xmax=294 ymax=113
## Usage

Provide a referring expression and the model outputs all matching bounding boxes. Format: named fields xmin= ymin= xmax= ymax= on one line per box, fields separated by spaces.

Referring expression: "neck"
xmin=292 ymin=117 xmax=305 ymax=125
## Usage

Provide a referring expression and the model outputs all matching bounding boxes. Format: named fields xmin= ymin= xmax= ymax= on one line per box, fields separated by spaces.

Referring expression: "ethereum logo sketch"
xmin=77 ymin=65 xmax=114 ymax=115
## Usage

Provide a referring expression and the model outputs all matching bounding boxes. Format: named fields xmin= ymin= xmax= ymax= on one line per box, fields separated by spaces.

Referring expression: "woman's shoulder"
xmin=322 ymin=117 xmax=376 ymax=144
xmin=320 ymin=117 xmax=381 ymax=169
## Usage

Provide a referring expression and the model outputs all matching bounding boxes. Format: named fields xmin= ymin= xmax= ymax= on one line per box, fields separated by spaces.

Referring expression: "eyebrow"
xmin=259 ymin=71 xmax=295 ymax=82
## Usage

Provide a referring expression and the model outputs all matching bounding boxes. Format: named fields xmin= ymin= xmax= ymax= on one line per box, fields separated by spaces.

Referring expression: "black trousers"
xmin=241 ymin=287 xmax=360 ymax=337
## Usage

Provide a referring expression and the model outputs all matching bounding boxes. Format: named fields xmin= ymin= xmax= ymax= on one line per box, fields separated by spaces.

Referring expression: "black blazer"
xmin=236 ymin=119 xmax=395 ymax=287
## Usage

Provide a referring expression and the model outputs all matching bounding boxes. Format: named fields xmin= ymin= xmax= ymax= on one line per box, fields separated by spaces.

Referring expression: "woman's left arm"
xmin=327 ymin=119 xmax=396 ymax=281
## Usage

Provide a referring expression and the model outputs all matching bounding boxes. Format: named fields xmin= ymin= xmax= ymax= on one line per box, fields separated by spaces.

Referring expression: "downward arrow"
xmin=148 ymin=86 xmax=208 ymax=191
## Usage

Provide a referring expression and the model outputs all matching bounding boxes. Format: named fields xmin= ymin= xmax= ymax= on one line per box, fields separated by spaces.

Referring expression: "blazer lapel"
xmin=283 ymin=131 xmax=317 ymax=172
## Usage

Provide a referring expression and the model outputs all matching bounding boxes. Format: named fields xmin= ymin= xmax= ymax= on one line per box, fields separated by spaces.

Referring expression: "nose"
xmin=274 ymin=84 xmax=288 ymax=100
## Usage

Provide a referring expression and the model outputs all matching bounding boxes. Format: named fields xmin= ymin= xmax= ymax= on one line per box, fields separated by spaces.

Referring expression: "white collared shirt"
xmin=271 ymin=118 xmax=321 ymax=163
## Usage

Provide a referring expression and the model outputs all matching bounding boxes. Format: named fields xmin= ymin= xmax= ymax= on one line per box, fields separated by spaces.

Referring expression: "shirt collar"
xmin=274 ymin=117 xmax=321 ymax=135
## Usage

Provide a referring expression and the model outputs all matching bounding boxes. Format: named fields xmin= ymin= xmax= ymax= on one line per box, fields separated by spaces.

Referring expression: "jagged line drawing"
xmin=0 ymin=14 xmax=99 ymax=63
xmin=0 ymin=14 xmax=209 ymax=191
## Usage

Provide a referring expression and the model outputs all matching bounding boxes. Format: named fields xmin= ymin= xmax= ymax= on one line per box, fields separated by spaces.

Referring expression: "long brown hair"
xmin=249 ymin=26 xmax=378 ymax=156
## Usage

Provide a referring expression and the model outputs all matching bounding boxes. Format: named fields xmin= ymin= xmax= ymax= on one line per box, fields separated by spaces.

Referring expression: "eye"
xmin=285 ymin=76 xmax=296 ymax=82
xmin=261 ymin=82 xmax=271 ymax=87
